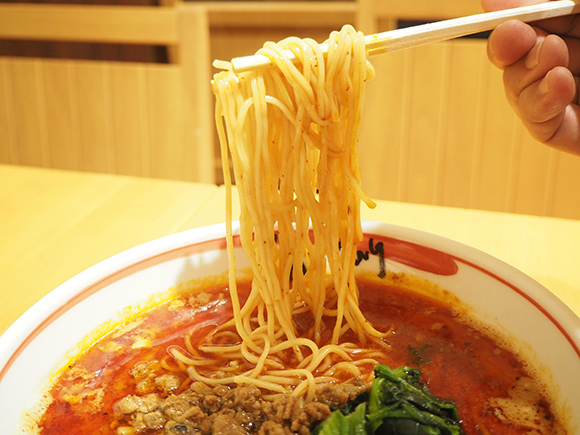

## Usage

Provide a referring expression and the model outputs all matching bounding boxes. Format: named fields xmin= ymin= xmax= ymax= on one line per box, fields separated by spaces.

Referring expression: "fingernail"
xmin=525 ymin=39 xmax=543 ymax=69
xmin=487 ymin=29 xmax=497 ymax=57
xmin=538 ymin=70 xmax=551 ymax=96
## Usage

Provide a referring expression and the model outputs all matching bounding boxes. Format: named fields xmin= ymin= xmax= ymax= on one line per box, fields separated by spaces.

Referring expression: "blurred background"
xmin=1 ymin=0 xmax=579 ymax=219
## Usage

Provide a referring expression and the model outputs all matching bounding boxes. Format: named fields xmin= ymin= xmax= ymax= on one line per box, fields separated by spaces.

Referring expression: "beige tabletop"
xmin=1 ymin=163 xmax=579 ymax=337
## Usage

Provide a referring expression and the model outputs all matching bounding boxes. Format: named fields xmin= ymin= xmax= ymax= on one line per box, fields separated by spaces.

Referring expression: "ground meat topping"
xmin=113 ymin=377 xmax=369 ymax=434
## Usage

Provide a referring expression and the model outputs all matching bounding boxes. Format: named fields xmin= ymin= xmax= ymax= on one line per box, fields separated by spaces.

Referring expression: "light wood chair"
xmin=0 ymin=3 xmax=215 ymax=183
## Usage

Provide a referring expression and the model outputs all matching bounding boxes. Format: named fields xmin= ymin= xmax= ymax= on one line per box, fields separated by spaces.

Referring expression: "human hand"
xmin=482 ymin=0 xmax=580 ymax=155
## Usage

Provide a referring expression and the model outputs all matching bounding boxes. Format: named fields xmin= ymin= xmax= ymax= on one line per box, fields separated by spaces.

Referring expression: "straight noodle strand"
xmin=182 ymin=25 xmax=391 ymax=401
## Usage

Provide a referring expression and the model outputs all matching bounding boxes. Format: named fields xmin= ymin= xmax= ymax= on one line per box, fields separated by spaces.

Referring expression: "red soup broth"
xmin=34 ymin=275 xmax=562 ymax=435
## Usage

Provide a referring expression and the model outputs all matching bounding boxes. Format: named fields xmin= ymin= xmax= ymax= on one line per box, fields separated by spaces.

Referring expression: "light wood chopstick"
xmin=223 ymin=0 xmax=580 ymax=73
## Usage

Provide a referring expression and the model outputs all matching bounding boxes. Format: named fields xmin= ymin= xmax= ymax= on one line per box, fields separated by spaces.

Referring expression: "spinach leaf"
xmin=315 ymin=402 xmax=367 ymax=435
xmin=314 ymin=365 xmax=464 ymax=435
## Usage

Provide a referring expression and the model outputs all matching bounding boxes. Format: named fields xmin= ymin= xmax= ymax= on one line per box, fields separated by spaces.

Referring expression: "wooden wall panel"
xmin=473 ymin=59 xmax=516 ymax=213
xmin=403 ymin=44 xmax=449 ymax=206
xmin=439 ymin=42 xmax=487 ymax=209
xmin=0 ymin=57 xmax=197 ymax=182
xmin=374 ymin=0 xmax=482 ymax=20
xmin=145 ymin=65 xmax=186 ymax=180
xmin=358 ymin=49 xmax=407 ymax=202
xmin=1 ymin=59 xmax=49 ymax=168
xmin=43 ymin=61 xmax=82 ymax=171
xmin=359 ymin=39 xmax=580 ymax=219
xmin=512 ymin=135 xmax=556 ymax=216
xmin=110 ymin=64 xmax=151 ymax=178
xmin=76 ymin=62 xmax=116 ymax=174
xmin=0 ymin=60 xmax=17 ymax=164
xmin=552 ymin=152 xmax=580 ymax=219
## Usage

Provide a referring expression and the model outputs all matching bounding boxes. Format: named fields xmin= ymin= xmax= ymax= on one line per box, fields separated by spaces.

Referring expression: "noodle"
xmin=172 ymin=25 xmax=387 ymax=399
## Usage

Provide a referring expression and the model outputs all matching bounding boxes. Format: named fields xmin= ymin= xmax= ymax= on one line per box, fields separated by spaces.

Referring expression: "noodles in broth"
xmin=170 ymin=25 xmax=388 ymax=401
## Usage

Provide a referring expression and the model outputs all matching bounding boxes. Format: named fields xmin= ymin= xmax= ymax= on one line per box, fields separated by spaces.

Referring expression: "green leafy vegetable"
xmin=316 ymin=402 xmax=368 ymax=435
xmin=314 ymin=365 xmax=464 ymax=435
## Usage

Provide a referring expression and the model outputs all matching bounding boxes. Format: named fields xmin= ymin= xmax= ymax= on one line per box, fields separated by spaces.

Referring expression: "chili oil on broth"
xmin=30 ymin=271 xmax=566 ymax=435
xmin=21 ymin=273 xmax=234 ymax=435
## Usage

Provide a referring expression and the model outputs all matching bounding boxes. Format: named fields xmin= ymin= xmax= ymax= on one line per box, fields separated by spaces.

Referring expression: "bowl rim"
xmin=1 ymin=220 xmax=579 ymax=384
xmin=364 ymin=221 xmax=580 ymax=356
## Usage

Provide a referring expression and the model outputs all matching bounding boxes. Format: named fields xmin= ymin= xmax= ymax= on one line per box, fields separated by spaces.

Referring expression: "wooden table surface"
xmin=1 ymin=163 xmax=579 ymax=337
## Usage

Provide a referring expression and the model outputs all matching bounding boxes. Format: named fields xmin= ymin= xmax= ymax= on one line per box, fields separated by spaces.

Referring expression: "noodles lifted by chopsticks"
xmin=173 ymin=25 xmax=388 ymax=401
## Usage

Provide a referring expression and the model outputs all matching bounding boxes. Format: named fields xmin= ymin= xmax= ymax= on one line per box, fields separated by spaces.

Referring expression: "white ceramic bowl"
xmin=0 ymin=221 xmax=579 ymax=433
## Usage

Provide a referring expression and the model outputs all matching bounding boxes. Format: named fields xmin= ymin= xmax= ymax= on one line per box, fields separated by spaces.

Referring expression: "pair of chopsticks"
xmin=224 ymin=0 xmax=580 ymax=73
